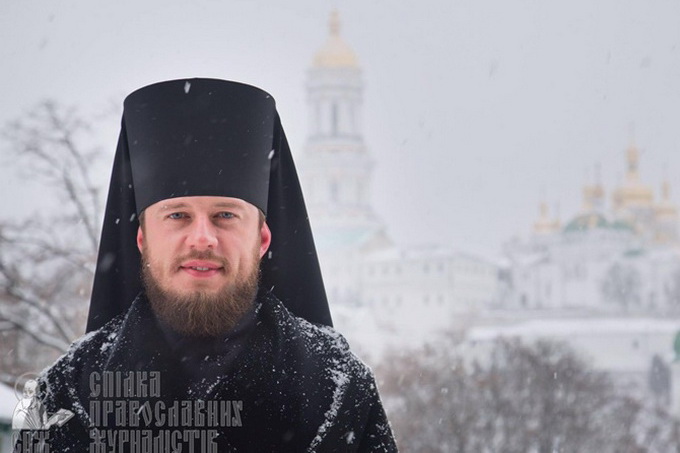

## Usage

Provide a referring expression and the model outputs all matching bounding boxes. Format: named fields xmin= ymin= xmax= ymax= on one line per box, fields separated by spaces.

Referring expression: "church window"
xmin=349 ymin=103 xmax=355 ymax=135
xmin=331 ymin=102 xmax=339 ymax=136
xmin=315 ymin=104 xmax=321 ymax=135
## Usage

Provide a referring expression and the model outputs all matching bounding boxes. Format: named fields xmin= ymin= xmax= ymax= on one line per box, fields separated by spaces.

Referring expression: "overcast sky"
xmin=2 ymin=0 xmax=679 ymax=259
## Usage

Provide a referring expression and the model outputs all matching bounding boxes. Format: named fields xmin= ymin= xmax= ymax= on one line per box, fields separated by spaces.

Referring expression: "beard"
xmin=141 ymin=248 xmax=260 ymax=337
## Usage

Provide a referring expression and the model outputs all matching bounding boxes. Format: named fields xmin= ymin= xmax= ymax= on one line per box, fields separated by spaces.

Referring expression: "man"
xmin=17 ymin=79 xmax=397 ymax=452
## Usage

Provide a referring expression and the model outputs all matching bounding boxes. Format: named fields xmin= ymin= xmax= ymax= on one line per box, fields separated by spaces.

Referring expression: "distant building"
xmin=298 ymin=11 xmax=498 ymax=319
xmin=299 ymin=11 xmax=680 ymax=411
xmin=299 ymin=10 xmax=392 ymax=306
xmin=481 ymin=143 xmax=680 ymax=405
xmin=503 ymin=143 xmax=680 ymax=314
xmin=361 ymin=246 xmax=497 ymax=315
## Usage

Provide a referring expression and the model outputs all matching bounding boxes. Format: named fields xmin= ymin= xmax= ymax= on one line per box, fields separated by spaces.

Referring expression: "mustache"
xmin=173 ymin=250 xmax=230 ymax=269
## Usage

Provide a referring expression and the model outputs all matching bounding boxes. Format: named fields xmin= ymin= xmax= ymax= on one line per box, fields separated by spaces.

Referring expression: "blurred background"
xmin=1 ymin=1 xmax=680 ymax=450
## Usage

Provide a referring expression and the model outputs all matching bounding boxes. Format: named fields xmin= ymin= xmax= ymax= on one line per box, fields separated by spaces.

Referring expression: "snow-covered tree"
xmin=664 ymin=265 xmax=680 ymax=314
xmin=0 ymin=100 xmax=106 ymax=382
xmin=378 ymin=336 xmax=680 ymax=452
xmin=601 ymin=262 xmax=642 ymax=311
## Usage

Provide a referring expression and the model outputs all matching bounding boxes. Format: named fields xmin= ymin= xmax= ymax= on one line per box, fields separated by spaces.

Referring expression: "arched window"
xmin=331 ymin=102 xmax=339 ymax=136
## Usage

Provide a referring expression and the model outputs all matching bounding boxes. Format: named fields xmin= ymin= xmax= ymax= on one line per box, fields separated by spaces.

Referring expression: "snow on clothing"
xmin=18 ymin=292 xmax=397 ymax=452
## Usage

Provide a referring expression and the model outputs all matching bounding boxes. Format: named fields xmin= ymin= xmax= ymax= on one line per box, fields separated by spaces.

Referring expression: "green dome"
xmin=609 ymin=219 xmax=636 ymax=232
xmin=562 ymin=213 xmax=635 ymax=234
xmin=563 ymin=213 xmax=609 ymax=233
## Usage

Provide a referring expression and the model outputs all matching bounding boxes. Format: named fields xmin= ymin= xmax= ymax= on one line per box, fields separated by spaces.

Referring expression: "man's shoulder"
xmin=261 ymin=293 xmax=373 ymax=379
xmin=262 ymin=292 xmax=350 ymax=351
xmin=46 ymin=311 xmax=126 ymax=375
xmin=35 ymin=312 xmax=127 ymax=427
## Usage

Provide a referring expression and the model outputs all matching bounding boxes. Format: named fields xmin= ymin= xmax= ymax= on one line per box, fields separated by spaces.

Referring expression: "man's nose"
xmin=186 ymin=216 xmax=218 ymax=249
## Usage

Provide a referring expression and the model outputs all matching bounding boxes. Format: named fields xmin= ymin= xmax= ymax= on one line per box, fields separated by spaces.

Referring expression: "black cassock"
xmin=21 ymin=292 xmax=397 ymax=452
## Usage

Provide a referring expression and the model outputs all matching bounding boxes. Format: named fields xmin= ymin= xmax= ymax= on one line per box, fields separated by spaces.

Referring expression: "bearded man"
xmin=16 ymin=79 xmax=397 ymax=452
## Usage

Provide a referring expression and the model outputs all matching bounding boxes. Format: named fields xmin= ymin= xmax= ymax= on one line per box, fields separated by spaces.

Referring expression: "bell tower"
xmin=298 ymin=10 xmax=391 ymax=305
xmin=300 ymin=10 xmax=381 ymax=231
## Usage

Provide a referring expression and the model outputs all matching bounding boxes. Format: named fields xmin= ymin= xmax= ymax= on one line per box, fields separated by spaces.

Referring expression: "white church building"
xmin=297 ymin=11 xmax=499 ymax=331
xmin=491 ymin=144 xmax=680 ymax=412
xmin=503 ymin=144 xmax=680 ymax=314
xmin=300 ymin=10 xmax=680 ymax=415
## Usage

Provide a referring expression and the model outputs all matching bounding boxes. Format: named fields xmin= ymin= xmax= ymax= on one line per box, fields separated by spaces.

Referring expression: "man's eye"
xmin=168 ymin=213 xmax=185 ymax=219
xmin=217 ymin=212 xmax=235 ymax=219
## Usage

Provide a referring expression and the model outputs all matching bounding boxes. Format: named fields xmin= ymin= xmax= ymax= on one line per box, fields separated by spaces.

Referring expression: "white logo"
xmin=12 ymin=373 xmax=74 ymax=450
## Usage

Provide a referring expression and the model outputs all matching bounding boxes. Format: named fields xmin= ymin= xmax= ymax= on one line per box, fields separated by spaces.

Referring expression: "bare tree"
xmin=601 ymin=262 xmax=642 ymax=311
xmin=378 ymin=336 xmax=680 ymax=452
xmin=0 ymin=100 xmax=106 ymax=381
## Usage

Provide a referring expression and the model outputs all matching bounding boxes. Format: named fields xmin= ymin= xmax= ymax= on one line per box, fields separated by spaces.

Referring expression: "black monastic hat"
xmin=86 ymin=78 xmax=331 ymax=332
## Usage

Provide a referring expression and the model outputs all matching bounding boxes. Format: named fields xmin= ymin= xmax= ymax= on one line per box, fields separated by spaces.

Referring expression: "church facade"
xmin=503 ymin=144 xmax=680 ymax=315
xmin=297 ymin=12 xmax=499 ymax=326
xmin=484 ymin=146 xmax=680 ymax=409
xmin=299 ymin=9 xmax=680 ymax=414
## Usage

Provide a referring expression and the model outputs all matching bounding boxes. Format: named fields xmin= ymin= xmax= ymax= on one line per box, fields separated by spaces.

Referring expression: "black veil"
xmin=86 ymin=78 xmax=331 ymax=332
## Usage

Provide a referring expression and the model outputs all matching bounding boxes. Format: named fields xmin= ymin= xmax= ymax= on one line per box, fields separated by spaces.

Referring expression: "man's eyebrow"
xmin=213 ymin=201 xmax=247 ymax=210
xmin=156 ymin=200 xmax=247 ymax=211
xmin=159 ymin=202 xmax=188 ymax=211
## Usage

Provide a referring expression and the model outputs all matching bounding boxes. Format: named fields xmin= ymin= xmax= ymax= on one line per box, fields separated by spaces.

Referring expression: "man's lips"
xmin=179 ymin=260 xmax=224 ymax=278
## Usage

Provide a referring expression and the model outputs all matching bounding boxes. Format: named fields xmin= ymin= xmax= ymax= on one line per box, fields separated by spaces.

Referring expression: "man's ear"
xmin=136 ymin=226 xmax=144 ymax=253
xmin=259 ymin=221 xmax=272 ymax=258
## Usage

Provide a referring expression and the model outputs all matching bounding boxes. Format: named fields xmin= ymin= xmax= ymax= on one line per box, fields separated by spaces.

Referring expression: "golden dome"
xmin=654 ymin=180 xmax=679 ymax=244
xmin=655 ymin=180 xmax=678 ymax=219
xmin=312 ymin=10 xmax=359 ymax=69
xmin=612 ymin=184 xmax=654 ymax=209
xmin=580 ymin=163 xmax=605 ymax=213
xmin=581 ymin=184 xmax=604 ymax=212
xmin=612 ymin=143 xmax=654 ymax=209
xmin=533 ymin=201 xmax=560 ymax=234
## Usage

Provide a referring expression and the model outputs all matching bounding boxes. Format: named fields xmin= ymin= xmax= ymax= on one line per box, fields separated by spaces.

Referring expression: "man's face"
xmin=137 ymin=196 xmax=271 ymax=336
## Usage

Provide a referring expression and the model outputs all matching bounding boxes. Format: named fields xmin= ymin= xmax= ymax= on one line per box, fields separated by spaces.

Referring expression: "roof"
xmin=563 ymin=213 xmax=635 ymax=234
xmin=312 ymin=11 xmax=359 ymax=69
xmin=468 ymin=317 xmax=680 ymax=341
xmin=314 ymin=226 xmax=379 ymax=252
